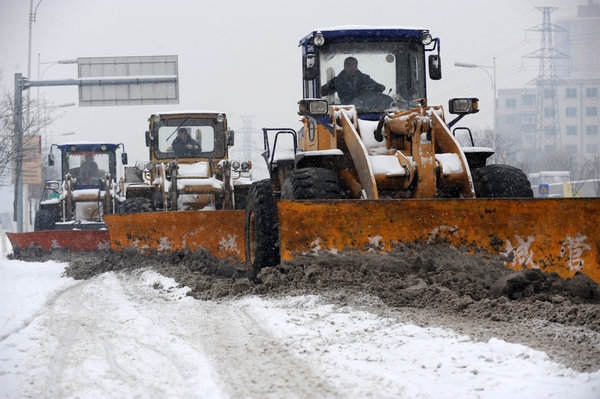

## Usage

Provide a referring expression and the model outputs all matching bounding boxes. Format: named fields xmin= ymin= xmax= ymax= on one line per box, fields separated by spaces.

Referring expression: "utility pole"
xmin=13 ymin=74 xmax=25 ymax=232
xmin=524 ymin=7 xmax=568 ymax=153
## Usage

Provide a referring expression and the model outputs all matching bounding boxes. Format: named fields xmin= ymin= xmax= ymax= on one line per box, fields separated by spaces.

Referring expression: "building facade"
xmin=496 ymin=2 xmax=600 ymax=165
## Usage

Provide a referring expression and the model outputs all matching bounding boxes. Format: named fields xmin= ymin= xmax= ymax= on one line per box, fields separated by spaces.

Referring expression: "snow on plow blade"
xmin=104 ymin=210 xmax=246 ymax=261
xmin=7 ymin=230 xmax=111 ymax=251
xmin=277 ymin=198 xmax=600 ymax=284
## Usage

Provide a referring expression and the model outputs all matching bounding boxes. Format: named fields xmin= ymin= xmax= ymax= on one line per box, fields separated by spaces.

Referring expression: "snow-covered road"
xmin=1 ymin=258 xmax=599 ymax=398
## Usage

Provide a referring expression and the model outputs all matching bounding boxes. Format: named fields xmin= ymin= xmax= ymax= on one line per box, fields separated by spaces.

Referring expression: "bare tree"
xmin=0 ymin=71 xmax=61 ymax=185
xmin=471 ymin=128 xmax=519 ymax=165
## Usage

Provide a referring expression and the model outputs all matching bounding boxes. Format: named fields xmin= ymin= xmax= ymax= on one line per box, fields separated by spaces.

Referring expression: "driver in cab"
xmin=172 ymin=127 xmax=201 ymax=157
xmin=80 ymin=154 xmax=100 ymax=184
xmin=320 ymin=56 xmax=385 ymax=104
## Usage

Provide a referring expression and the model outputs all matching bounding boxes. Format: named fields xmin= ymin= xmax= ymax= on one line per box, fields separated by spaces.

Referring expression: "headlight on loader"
xmin=298 ymin=99 xmax=329 ymax=116
xmin=449 ymin=98 xmax=479 ymax=115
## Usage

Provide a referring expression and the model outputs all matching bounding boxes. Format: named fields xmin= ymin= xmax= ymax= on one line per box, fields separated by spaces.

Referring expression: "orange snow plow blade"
xmin=7 ymin=230 xmax=111 ymax=251
xmin=277 ymin=198 xmax=600 ymax=284
xmin=104 ymin=210 xmax=246 ymax=261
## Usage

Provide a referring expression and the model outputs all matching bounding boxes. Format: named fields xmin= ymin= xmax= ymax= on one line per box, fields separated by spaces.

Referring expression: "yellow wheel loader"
xmin=103 ymin=111 xmax=252 ymax=259
xmin=245 ymin=27 xmax=600 ymax=284
xmin=8 ymin=142 xmax=128 ymax=251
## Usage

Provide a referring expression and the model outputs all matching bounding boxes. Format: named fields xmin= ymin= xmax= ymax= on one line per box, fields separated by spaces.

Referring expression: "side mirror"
xmin=428 ymin=54 xmax=442 ymax=80
xmin=121 ymin=153 xmax=128 ymax=165
xmin=228 ymin=130 xmax=235 ymax=147
xmin=48 ymin=153 xmax=55 ymax=167
xmin=145 ymin=131 xmax=152 ymax=147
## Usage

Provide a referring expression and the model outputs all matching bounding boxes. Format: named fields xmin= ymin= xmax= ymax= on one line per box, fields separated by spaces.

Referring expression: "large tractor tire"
xmin=472 ymin=164 xmax=534 ymax=198
xmin=245 ymin=179 xmax=280 ymax=280
xmin=118 ymin=197 xmax=156 ymax=214
xmin=281 ymin=167 xmax=346 ymax=200
xmin=34 ymin=209 xmax=58 ymax=231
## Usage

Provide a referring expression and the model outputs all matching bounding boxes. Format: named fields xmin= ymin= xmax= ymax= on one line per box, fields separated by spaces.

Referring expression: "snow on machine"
xmin=8 ymin=142 xmax=128 ymax=251
xmin=103 ymin=111 xmax=252 ymax=260
xmin=244 ymin=27 xmax=600 ymax=284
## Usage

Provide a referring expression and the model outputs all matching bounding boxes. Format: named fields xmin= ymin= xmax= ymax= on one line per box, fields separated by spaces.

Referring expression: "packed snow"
xmin=0 ymin=255 xmax=599 ymax=398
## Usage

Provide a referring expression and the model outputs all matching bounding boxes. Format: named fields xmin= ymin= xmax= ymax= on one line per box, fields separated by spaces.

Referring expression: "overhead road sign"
xmin=77 ymin=55 xmax=179 ymax=106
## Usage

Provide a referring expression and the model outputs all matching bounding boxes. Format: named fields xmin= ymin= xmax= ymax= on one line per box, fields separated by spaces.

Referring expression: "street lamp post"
xmin=455 ymin=59 xmax=497 ymax=131
xmin=27 ymin=0 xmax=44 ymax=123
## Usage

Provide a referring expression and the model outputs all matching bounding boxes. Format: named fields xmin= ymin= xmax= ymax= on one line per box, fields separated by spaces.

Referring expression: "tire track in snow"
xmin=118 ymin=270 xmax=341 ymax=399
xmin=17 ymin=271 xmax=223 ymax=398
xmin=0 ymin=280 xmax=85 ymax=342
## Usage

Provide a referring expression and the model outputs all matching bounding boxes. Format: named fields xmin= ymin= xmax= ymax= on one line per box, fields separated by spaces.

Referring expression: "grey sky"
xmin=0 ymin=0 xmax=577 ymax=212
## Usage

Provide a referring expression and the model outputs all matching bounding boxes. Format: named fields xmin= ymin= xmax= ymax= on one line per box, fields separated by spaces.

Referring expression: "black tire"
xmin=471 ymin=164 xmax=534 ymax=198
xmin=118 ymin=197 xmax=156 ymax=214
xmin=34 ymin=209 xmax=58 ymax=231
xmin=281 ymin=168 xmax=346 ymax=200
xmin=245 ymin=179 xmax=280 ymax=279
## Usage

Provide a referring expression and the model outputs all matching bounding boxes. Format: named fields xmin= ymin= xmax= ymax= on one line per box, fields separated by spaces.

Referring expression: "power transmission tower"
xmin=524 ymin=7 xmax=568 ymax=152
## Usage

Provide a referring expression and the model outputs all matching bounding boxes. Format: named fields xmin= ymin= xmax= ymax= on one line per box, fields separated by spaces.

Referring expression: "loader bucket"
xmin=277 ymin=198 xmax=600 ymax=284
xmin=7 ymin=230 xmax=111 ymax=251
xmin=104 ymin=210 xmax=246 ymax=261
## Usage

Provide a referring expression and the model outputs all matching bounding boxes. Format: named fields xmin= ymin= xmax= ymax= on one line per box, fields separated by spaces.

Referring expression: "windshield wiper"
xmin=166 ymin=116 xmax=190 ymax=142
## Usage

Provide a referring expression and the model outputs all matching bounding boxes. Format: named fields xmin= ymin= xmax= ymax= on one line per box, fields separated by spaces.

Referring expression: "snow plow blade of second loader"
xmin=276 ymin=198 xmax=600 ymax=285
xmin=103 ymin=210 xmax=246 ymax=262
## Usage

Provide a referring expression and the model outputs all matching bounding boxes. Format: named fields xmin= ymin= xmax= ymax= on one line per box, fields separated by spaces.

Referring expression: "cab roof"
xmin=57 ymin=142 xmax=121 ymax=152
xmin=299 ymin=26 xmax=429 ymax=45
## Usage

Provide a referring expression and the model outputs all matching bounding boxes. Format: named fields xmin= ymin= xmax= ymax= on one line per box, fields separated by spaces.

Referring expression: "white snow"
xmin=461 ymin=146 xmax=495 ymax=153
xmin=436 ymin=153 xmax=464 ymax=174
xmin=177 ymin=162 xmax=210 ymax=177
xmin=0 ymin=255 xmax=599 ymax=398
xmin=370 ymin=154 xmax=409 ymax=176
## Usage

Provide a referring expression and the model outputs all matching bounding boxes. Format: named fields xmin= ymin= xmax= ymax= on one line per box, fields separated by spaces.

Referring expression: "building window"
xmin=544 ymin=107 xmax=555 ymax=117
xmin=544 ymin=126 xmax=555 ymax=136
xmin=505 ymin=98 xmax=517 ymax=108
xmin=522 ymin=94 xmax=536 ymax=106
xmin=522 ymin=114 xmax=536 ymax=124
xmin=543 ymin=88 xmax=556 ymax=98
xmin=566 ymin=126 xmax=577 ymax=135
xmin=566 ymin=107 xmax=577 ymax=117
xmin=565 ymin=88 xmax=577 ymax=98
xmin=523 ymin=124 xmax=536 ymax=133
xmin=523 ymin=132 xmax=535 ymax=143
xmin=586 ymin=144 xmax=598 ymax=154
xmin=565 ymin=145 xmax=577 ymax=154
xmin=586 ymin=107 xmax=598 ymax=117
xmin=586 ymin=88 xmax=598 ymax=97
xmin=586 ymin=125 xmax=598 ymax=135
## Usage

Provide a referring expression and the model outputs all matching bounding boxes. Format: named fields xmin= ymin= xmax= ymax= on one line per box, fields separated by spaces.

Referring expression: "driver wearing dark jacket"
xmin=320 ymin=56 xmax=385 ymax=104
xmin=172 ymin=127 xmax=201 ymax=157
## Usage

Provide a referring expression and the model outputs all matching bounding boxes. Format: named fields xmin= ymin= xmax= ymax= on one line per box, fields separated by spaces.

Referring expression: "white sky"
xmin=0 ymin=0 xmax=579 ymax=212
xmin=1 ymin=255 xmax=598 ymax=398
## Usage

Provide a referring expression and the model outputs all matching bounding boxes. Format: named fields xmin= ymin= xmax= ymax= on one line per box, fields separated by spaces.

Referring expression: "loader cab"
xmin=147 ymin=112 xmax=230 ymax=163
xmin=300 ymin=28 xmax=440 ymax=118
xmin=53 ymin=143 xmax=123 ymax=189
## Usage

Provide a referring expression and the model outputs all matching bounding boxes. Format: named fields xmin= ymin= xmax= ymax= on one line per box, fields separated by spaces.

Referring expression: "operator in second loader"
xmin=173 ymin=127 xmax=201 ymax=157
